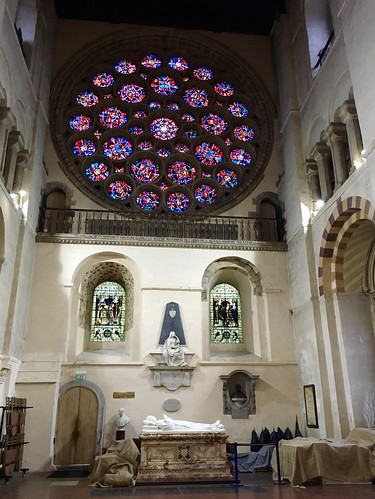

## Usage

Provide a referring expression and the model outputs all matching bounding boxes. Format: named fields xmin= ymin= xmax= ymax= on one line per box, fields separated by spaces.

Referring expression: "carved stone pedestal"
xmin=137 ymin=431 xmax=232 ymax=483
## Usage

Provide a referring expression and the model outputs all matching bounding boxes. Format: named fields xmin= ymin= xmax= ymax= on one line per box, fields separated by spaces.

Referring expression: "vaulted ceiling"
xmin=54 ymin=0 xmax=286 ymax=36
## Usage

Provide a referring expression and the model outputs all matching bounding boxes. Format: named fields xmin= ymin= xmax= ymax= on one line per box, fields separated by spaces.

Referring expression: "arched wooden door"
xmin=54 ymin=386 xmax=98 ymax=466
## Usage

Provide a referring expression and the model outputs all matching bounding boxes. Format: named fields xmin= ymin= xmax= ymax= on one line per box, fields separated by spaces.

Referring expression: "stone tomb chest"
xmin=137 ymin=431 xmax=232 ymax=482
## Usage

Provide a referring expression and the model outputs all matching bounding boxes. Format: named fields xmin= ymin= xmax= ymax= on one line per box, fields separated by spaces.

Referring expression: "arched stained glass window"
xmin=90 ymin=281 xmax=126 ymax=341
xmin=210 ymin=283 xmax=242 ymax=343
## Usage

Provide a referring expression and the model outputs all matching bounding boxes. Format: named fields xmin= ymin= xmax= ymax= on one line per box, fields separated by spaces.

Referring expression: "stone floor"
xmin=0 ymin=471 xmax=374 ymax=498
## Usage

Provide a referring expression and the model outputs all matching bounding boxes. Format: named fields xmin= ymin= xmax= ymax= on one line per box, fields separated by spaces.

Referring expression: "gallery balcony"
xmin=36 ymin=208 xmax=286 ymax=251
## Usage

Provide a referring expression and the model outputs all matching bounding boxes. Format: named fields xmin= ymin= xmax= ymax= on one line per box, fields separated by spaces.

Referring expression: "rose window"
xmin=51 ymin=33 xmax=272 ymax=215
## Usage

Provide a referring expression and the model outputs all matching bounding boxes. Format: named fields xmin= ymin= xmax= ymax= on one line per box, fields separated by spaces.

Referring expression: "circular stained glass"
xmin=128 ymin=126 xmax=144 ymax=136
xmin=118 ymin=83 xmax=145 ymax=103
xmin=184 ymin=128 xmax=199 ymax=139
xmin=230 ymin=148 xmax=252 ymax=166
xmin=55 ymin=41 xmax=271 ymax=216
xmin=195 ymin=142 xmax=223 ymax=166
xmin=141 ymin=54 xmax=162 ymax=69
xmin=183 ymin=87 xmax=210 ymax=108
xmin=175 ymin=142 xmax=190 ymax=153
xmin=77 ymin=91 xmax=99 ymax=107
xmin=98 ymin=107 xmax=127 ymax=128
xmin=133 ymin=109 xmax=147 ymax=119
xmin=167 ymin=192 xmax=190 ymax=213
xmin=181 ymin=113 xmax=195 ymax=122
xmin=85 ymin=161 xmax=110 ymax=181
xmin=201 ymin=114 xmax=228 ymax=135
xmin=148 ymin=101 xmax=162 ymax=110
xmin=72 ymin=139 xmax=96 ymax=156
xmin=195 ymin=184 xmax=218 ymax=204
xmin=138 ymin=140 xmax=153 ymax=150
xmin=149 ymin=117 xmax=179 ymax=140
xmin=167 ymin=102 xmax=180 ymax=111
xmin=136 ymin=190 xmax=160 ymax=211
xmin=234 ymin=125 xmax=255 ymax=142
xmin=108 ymin=180 xmax=132 ymax=200
xmin=151 ymin=75 xmax=179 ymax=96
xmin=93 ymin=72 xmax=114 ymax=87
xmin=70 ymin=114 xmax=92 ymax=131
xmin=130 ymin=158 xmax=159 ymax=183
xmin=216 ymin=168 xmax=238 ymax=188
xmin=155 ymin=146 xmax=172 ymax=158
xmin=168 ymin=56 xmax=189 ymax=71
xmin=168 ymin=161 xmax=197 ymax=184
xmin=193 ymin=67 xmax=214 ymax=80
xmin=214 ymin=82 xmax=235 ymax=97
xmin=115 ymin=59 xmax=137 ymax=74
xmin=228 ymin=101 xmax=249 ymax=117
xmin=103 ymin=137 xmax=132 ymax=160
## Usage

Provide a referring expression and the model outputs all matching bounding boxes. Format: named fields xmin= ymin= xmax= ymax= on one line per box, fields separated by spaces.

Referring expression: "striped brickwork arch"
xmin=318 ymin=196 xmax=375 ymax=295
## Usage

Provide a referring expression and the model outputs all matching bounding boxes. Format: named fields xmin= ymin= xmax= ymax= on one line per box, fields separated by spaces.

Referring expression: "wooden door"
xmin=54 ymin=387 xmax=98 ymax=466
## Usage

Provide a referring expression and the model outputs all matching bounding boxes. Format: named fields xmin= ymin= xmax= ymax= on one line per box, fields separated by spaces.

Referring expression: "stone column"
xmin=0 ymin=106 xmax=10 ymax=174
xmin=12 ymin=149 xmax=30 ymax=193
xmin=311 ymin=142 xmax=333 ymax=201
xmin=324 ymin=123 xmax=349 ymax=189
xmin=3 ymin=130 xmax=22 ymax=191
xmin=338 ymin=101 xmax=363 ymax=172
xmin=305 ymin=159 xmax=321 ymax=202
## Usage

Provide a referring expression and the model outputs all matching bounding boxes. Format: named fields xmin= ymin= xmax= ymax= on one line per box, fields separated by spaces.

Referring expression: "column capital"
xmin=338 ymin=101 xmax=357 ymax=122
xmin=0 ymin=106 xmax=10 ymax=121
xmin=324 ymin=122 xmax=347 ymax=142
xmin=311 ymin=142 xmax=330 ymax=160
xmin=305 ymin=159 xmax=318 ymax=176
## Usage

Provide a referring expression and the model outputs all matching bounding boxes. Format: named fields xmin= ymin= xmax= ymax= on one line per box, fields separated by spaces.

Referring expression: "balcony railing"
xmin=37 ymin=208 xmax=285 ymax=249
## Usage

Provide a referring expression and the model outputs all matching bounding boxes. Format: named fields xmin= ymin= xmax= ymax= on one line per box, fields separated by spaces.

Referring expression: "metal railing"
xmin=37 ymin=208 xmax=284 ymax=243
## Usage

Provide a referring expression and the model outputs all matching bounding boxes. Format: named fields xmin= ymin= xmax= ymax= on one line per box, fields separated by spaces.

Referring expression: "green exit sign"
xmin=75 ymin=371 xmax=87 ymax=381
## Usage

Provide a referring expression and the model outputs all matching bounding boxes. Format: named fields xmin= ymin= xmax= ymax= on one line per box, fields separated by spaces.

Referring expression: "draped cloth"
xmin=89 ymin=439 xmax=140 ymax=487
xmin=271 ymin=428 xmax=375 ymax=486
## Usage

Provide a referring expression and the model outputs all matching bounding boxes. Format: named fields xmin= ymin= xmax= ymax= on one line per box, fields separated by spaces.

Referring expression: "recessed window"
xmin=210 ymin=283 xmax=242 ymax=344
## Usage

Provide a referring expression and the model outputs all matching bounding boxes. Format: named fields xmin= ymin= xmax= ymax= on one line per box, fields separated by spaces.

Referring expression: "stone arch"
xmin=42 ymin=181 xmax=75 ymax=208
xmin=202 ymin=256 xmax=263 ymax=299
xmin=318 ymin=196 xmax=375 ymax=295
xmin=79 ymin=260 xmax=135 ymax=334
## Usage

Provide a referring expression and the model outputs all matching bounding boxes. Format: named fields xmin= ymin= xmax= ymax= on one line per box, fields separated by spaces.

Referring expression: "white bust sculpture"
xmin=142 ymin=414 xmax=225 ymax=432
xmin=162 ymin=331 xmax=186 ymax=367
xmin=117 ymin=408 xmax=130 ymax=428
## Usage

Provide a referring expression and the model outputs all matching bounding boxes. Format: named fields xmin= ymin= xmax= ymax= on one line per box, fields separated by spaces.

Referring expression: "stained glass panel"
xmin=77 ymin=91 xmax=99 ymax=107
xmin=70 ymin=114 xmax=92 ymax=131
xmin=98 ymin=107 xmax=127 ymax=128
xmin=85 ymin=161 xmax=110 ymax=182
xmin=194 ymin=184 xmax=218 ymax=204
xmin=195 ymin=142 xmax=223 ymax=166
xmin=72 ymin=139 xmax=96 ymax=156
xmin=210 ymin=283 xmax=242 ymax=343
xmin=92 ymin=72 xmax=114 ymax=87
xmin=167 ymin=192 xmax=190 ymax=213
xmin=136 ymin=190 xmax=160 ymax=211
xmin=141 ymin=54 xmax=162 ymax=69
xmin=108 ymin=180 xmax=132 ymax=200
xmin=168 ymin=160 xmax=197 ymax=184
xmin=228 ymin=101 xmax=249 ymax=117
xmin=214 ymin=82 xmax=235 ymax=97
xmin=193 ymin=67 xmax=214 ymax=80
xmin=149 ymin=117 xmax=179 ymax=140
xmin=168 ymin=56 xmax=189 ymax=71
xmin=115 ymin=59 xmax=137 ymax=74
xmin=183 ymin=87 xmax=210 ymax=108
xmin=233 ymin=124 xmax=255 ymax=142
xmin=200 ymin=113 xmax=228 ymax=135
xmin=103 ymin=137 xmax=133 ymax=160
xmin=90 ymin=281 xmax=126 ymax=341
xmin=130 ymin=158 xmax=159 ymax=183
xmin=230 ymin=148 xmax=252 ymax=167
xmin=118 ymin=83 xmax=145 ymax=103
xmin=151 ymin=75 xmax=179 ymax=96
xmin=216 ymin=168 xmax=238 ymax=188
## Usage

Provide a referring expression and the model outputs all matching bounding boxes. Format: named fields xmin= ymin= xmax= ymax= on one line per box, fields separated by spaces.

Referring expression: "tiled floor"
xmin=0 ymin=471 xmax=374 ymax=499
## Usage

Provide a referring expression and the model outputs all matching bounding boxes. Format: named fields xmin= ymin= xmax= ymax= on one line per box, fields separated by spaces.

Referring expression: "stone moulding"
xmin=149 ymin=364 xmax=196 ymax=391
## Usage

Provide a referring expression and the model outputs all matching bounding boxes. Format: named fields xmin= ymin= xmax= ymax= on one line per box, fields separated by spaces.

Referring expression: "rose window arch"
xmin=50 ymin=29 xmax=274 ymax=216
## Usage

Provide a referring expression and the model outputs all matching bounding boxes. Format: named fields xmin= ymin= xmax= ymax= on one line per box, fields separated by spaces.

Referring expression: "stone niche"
xmin=136 ymin=431 xmax=232 ymax=483
xmin=220 ymin=370 xmax=259 ymax=419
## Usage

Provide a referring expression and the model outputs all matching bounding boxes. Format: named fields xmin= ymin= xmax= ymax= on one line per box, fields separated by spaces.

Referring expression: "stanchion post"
xmin=231 ymin=441 xmax=243 ymax=487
